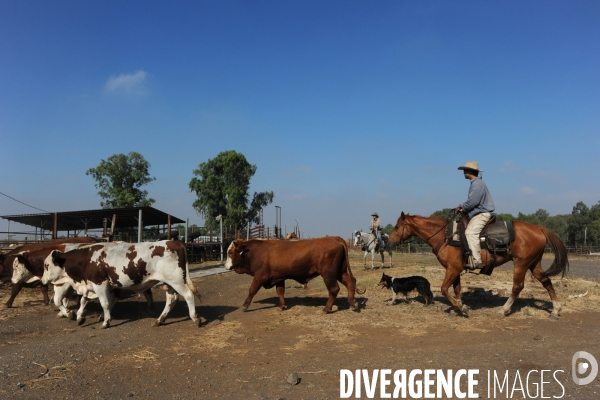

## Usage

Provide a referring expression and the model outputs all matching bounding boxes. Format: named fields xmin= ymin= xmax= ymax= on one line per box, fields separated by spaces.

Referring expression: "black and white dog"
xmin=377 ymin=273 xmax=434 ymax=305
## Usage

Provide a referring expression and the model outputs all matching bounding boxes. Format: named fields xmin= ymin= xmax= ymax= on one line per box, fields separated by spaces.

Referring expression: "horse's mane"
xmin=403 ymin=213 xmax=448 ymax=224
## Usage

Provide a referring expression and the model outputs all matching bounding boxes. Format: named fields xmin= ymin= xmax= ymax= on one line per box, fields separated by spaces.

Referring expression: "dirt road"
xmin=1 ymin=254 xmax=599 ymax=399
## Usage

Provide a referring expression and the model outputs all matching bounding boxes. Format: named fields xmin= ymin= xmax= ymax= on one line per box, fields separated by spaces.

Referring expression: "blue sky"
xmin=1 ymin=1 xmax=599 ymax=238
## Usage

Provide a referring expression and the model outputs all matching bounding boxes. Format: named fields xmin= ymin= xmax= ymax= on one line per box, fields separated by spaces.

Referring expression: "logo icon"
xmin=572 ymin=351 xmax=598 ymax=385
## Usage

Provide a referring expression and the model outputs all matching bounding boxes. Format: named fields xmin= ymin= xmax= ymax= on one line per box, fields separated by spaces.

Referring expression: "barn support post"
xmin=247 ymin=222 xmax=250 ymax=240
xmin=52 ymin=212 xmax=58 ymax=239
xmin=110 ymin=214 xmax=117 ymax=242
xmin=185 ymin=218 xmax=188 ymax=243
xmin=167 ymin=215 xmax=171 ymax=240
xmin=138 ymin=209 xmax=143 ymax=243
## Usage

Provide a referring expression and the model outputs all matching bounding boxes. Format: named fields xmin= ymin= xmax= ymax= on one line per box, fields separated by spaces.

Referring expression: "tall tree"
xmin=86 ymin=152 xmax=156 ymax=209
xmin=567 ymin=201 xmax=590 ymax=245
xmin=189 ymin=150 xmax=274 ymax=229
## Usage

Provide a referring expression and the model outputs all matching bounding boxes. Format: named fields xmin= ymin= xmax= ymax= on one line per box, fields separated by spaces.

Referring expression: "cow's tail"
xmin=539 ymin=227 xmax=569 ymax=279
xmin=344 ymin=239 xmax=366 ymax=295
xmin=183 ymin=247 xmax=202 ymax=302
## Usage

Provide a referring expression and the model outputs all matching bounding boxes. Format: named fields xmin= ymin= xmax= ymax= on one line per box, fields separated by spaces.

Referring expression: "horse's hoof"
xmin=278 ymin=305 xmax=287 ymax=311
xmin=195 ymin=318 xmax=201 ymax=328
xmin=101 ymin=323 xmax=110 ymax=329
xmin=67 ymin=311 xmax=76 ymax=321
xmin=77 ymin=317 xmax=86 ymax=326
xmin=152 ymin=320 xmax=161 ymax=328
xmin=549 ymin=313 xmax=560 ymax=320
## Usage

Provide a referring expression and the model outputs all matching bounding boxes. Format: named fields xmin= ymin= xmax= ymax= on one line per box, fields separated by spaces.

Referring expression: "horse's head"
xmin=353 ymin=231 xmax=363 ymax=247
xmin=388 ymin=212 xmax=412 ymax=246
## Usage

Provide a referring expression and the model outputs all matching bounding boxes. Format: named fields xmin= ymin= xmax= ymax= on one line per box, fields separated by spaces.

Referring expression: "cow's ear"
xmin=237 ymin=242 xmax=248 ymax=256
xmin=16 ymin=254 xmax=27 ymax=265
xmin=51 ymin=250 xmax=65 ymax=267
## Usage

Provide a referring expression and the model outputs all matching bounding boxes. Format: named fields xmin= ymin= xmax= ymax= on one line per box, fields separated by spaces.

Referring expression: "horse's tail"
xmin=539 ymin=227 xmax=569 ymax=279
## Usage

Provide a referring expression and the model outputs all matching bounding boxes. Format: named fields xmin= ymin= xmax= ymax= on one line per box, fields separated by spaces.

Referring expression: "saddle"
xmin=446 ymin=215 xmax=515 ymax=275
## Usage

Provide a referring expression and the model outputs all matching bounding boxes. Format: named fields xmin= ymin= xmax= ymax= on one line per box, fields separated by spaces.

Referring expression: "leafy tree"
xmin=544 ymin=214 xmax=570 ymax=243
xmin=496 ymin=213 xmax=516 ymax=221
xmin=534 ymin=209 xmax=550 ymax=223
xmin=429 ymin=208 xmax=456 ymax=220
xmin=86 ymin=152 xmax=155 ymax=208
xmin=587 ymin=220 xmax=600 ymax=246
xmin=189 ymin=150 xmax=274 ymax=229
xmin=516 ymin=212 xmax=539 ymax=225
xmin=383 ymin=224 xmax=395 ymax=235
xmin=567 ymin=201 xmax=590 ymax=245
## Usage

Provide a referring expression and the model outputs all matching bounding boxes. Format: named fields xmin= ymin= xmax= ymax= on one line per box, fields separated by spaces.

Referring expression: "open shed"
xmin=1 ymin=206 xmax=185 ymax=241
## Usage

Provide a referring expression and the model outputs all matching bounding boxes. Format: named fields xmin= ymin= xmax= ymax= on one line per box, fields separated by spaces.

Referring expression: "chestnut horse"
xmin=388 ymin=212 xmax=569 ymax=318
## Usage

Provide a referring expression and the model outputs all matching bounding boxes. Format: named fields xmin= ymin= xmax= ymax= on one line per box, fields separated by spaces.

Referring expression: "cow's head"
xmin=223 ymin=240 xmax=249 ymax=273
xmin=41 ymin=250 xmax=67 ymax=285
xmin=11 ymin=254 xmax=35 ymax=284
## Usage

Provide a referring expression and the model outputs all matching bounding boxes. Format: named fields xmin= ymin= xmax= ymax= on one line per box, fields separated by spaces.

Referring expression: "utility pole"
xmin=275 ymin=206 xmax=281 ymax=238
xmin=216 ymin=215 xmax=223 ymax=261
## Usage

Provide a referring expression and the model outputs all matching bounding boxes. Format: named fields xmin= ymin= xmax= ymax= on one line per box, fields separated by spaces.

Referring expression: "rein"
xmin=397 ymin=215 xmax=454 ymax=254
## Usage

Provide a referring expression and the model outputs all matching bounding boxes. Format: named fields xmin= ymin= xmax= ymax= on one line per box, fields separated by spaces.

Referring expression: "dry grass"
xmin=227 ymin=251 xmax=600 ymax=350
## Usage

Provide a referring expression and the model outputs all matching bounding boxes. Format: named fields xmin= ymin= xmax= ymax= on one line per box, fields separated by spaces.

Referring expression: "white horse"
xmin=354 ymin=231 xmax=392 ymax=270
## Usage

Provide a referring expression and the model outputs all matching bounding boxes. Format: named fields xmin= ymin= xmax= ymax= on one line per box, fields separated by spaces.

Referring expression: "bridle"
xmin=355 ymin=231 xmax=376 ymax=248
xmin=395 ymin=215 xmax=453 ymax=254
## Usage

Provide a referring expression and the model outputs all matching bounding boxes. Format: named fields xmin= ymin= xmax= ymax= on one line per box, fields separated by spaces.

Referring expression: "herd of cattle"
xmin=0 ymin=235 xmax=363 ymax=328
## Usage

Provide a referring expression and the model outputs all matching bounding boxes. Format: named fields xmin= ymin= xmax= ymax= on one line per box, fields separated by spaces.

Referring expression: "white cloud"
xmin=520 ymin=186 xmax=537 ymax=195
xmin=103 ymin=70 xmax=148 ymax=94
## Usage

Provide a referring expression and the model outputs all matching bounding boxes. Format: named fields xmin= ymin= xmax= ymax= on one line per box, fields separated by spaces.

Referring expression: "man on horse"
xmin=370 ymin=212 xmax=385 ymax=249
xmin=454 ymin=161 xmax=495 ymax=270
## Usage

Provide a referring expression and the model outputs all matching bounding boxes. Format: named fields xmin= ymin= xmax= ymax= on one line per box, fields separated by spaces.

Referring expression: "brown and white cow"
xmin=41 ymin=240 xmax=201 ymax=329
xmin=12 ymin=242 xmax=154 ymax=321
xmin=224 ymin=236 xmax=363 ymax=313
xmin=0 ymin=237 xmax=98 ymax=308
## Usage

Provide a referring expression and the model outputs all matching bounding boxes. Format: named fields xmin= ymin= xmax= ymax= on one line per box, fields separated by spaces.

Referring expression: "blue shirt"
xmin=460 ymin=177 xmax=495 ymax=219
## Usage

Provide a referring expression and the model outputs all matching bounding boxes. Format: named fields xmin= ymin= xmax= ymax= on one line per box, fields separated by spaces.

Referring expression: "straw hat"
xmin=457 ymin=160 xmax=483 ymax=172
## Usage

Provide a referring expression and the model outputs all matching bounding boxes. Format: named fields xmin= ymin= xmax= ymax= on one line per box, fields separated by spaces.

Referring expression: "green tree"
xmin=544 ymin=214 xmax=570 ymax=243
xmin=429 ymin=208 xmax=455 ymax=220
xmin=189 ymin=150 xmax=274 ymax=229
xmin=534 ymin=209 xmax=550 ymax=223
xmin=86 ymin=152 xmax=156 ymax=209
xmin=496 ymin=213 xmax=516 ymax=221
xmin=383 ymin=224 xmax=394 ymax=235
xmin=567 ymin=201 xmax=590 ymax=245
xmin=516 ymin=212 xmax=539 ymax=225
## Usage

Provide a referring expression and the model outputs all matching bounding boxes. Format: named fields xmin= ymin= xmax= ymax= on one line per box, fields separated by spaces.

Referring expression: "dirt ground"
xmin=1 ymin=251 xmax=600 ymax=399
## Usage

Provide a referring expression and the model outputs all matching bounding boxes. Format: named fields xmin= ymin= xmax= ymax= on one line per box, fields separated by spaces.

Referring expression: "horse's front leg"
xmin=379 ymin=250 xmax=385 ymax=268
xmin=371 ymin=250 xmax=376 ymax=270
xmin=453 ymin=275 xmax=468 ymax=314
xmin=363 ymin=251 xmax=368 ymax=269
xmin=440 ymin=268 xmax=468 ymax=317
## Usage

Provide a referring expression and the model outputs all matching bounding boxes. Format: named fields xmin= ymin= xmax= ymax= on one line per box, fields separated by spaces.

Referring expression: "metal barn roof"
xmin=1 ymin=206 xmax=184 ymax=232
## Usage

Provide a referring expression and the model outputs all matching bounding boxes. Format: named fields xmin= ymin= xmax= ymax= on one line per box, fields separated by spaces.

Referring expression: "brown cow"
xmin=0 ymin=237 xmax=99 ymax=308
xmin=224 ymin=236 xmax=363 ymax=313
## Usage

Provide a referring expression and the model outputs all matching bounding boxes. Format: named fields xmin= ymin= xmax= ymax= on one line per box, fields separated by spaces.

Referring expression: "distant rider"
xmin=454 ymin=161 xmax=495 ymax=270
xmin=370 ymin=212 xmax=385 ymax=249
